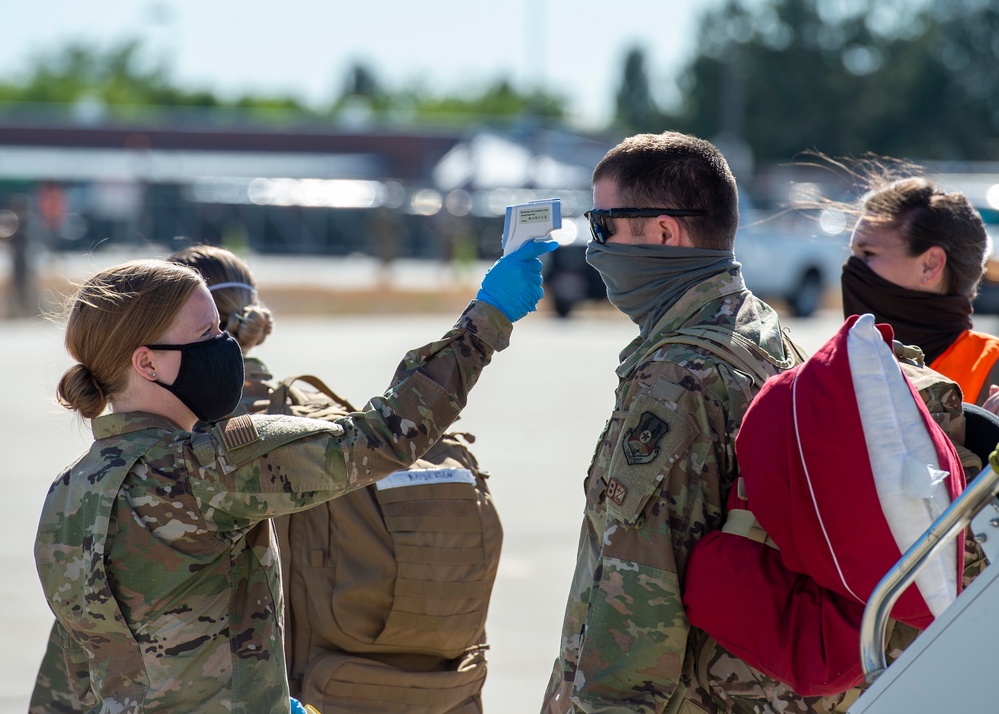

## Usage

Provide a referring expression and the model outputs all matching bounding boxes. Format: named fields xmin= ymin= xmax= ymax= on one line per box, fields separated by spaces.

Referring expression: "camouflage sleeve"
xmin=28 ymin=620 xmax=93 ymax=713
xmin=900 ymin=362 xmax=966 ymax=440
xmin=342 ymin=299 xmax=509 ymax=478
xmin=188 ymin=301 xmax=510 ymax=530
xmin=573 ymin=376 xmax=726 ymax=710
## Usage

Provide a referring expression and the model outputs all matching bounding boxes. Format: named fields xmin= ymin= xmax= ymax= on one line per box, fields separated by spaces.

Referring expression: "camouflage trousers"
xmin=542 ymin=659 xmax=859 ymax=712
xmin=682 ymin=622 xmax=929 ymax=714
xmin=680 ymin=634 xmax=861 ymax=714
xmin=542 ymin=630 xmax=887 ymax=714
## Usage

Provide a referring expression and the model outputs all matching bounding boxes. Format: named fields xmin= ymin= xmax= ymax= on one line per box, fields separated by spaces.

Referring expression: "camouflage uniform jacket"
xmin=542 ymin=269 xmax=805 ymax=714
xmin=33 ymin=301 xmax=509 ymax=714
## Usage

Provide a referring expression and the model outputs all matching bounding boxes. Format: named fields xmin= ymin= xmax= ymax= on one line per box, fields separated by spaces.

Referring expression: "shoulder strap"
xmin=268 ymin=374 xmax=358 ymax=414
xmin=638 ymin=325 xmax=793 ymax=387
xmin=893 ymin=340 xmax=926 ymax=367
xmin=782 ymin=326 xmax=810 ymax=364
xmin=722 ymin=509 xmax=780 ymax=550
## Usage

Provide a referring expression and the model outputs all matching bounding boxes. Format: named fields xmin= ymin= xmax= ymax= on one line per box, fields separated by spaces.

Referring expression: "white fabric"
xmin=374 ymin=467 xmax=475 ymax=490
xmin=846 ymin=314 xmax=957 ymax=616
xmin=208 ymin=281 xmax=256 ymax=293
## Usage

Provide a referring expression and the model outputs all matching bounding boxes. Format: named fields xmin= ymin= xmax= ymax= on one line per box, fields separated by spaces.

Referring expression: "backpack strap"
xmin=721 ymin=477 xmax=780 ymax=550
xmin=782 ymin=326 xmax=810 ymax=364
xmin=638 ymin=325 xmax=793 ymax=387
xmin=268 ymin=374 xmax=358 ymax=414
xmin=638 ymin=328 xmax=796 ymax=550
xmin=722 ymin=510 xmax=780 ymax=550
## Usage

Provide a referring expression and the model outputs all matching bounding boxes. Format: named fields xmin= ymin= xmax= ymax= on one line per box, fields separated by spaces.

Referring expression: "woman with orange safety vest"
xmin=835 ymin=162 xmax=999 ymax=412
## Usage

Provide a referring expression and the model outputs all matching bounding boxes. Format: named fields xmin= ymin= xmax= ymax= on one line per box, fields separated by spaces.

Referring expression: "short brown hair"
xmin=592 ymin=131 xmax=740 ymax=250
xmin=58 ymin=260 xmax=203 ymax=418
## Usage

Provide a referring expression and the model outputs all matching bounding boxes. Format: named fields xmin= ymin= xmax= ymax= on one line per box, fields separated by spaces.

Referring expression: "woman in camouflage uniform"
xmin=170 ymin=244 xmax=502 ymax=714
xmin=32 ymin=242 xmax=551 ymax=713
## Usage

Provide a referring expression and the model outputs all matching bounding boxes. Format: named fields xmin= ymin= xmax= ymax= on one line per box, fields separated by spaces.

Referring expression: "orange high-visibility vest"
xmin=931 ymin=330 xmax=999 ymax=405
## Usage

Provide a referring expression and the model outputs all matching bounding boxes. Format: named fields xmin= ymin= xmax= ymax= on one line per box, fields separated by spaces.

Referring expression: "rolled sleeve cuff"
xmin=456 ymin=300 xmax=513 ymax=352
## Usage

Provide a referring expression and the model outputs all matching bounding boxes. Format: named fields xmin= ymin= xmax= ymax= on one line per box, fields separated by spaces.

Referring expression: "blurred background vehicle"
xmin=972 ymin=207 xmax=999 ymax=314
xmin=735 ymin=210 xmax=850 ymax=318
xmin=541 ymin=203 xmax=852 ymax=320
xmin=543 ymin=216 xmax=606 ymax=318
xmin=925 ymin=174 xmax=999 ymax=315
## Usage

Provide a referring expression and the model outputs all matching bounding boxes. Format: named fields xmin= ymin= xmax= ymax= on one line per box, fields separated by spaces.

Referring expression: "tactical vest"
xmin=266 ymin=375 xmax=502 ymax=713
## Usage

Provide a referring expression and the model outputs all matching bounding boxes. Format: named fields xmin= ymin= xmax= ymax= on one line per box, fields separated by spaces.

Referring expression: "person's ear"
xmin=921 ymin=246 xmax=947 ymax=285
xmin=659 ymin=215 xmax=693 ymax=248
xmin=132 ymin=346 xmax=159 ymax=382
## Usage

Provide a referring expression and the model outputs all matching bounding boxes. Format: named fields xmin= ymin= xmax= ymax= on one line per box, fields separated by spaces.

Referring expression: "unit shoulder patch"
xmin=622 ymin=411 xmax=670 ymax=465
xmin=604 ymin=393 xmax=700 ymax=526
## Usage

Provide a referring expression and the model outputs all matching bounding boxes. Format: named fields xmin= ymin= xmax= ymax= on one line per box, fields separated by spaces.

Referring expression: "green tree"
xmin=2 ymin=40 xmax=216 ymax=109
xmin=614 ymin=47 xmax=667 ymax=134
xmin=329 ymin=62 xmax=567 ymax=127
xmin=344 ymin=62 xmax=381 ymax=99
xmin=0 ymin=40 xmax=568 ymax=131
xmin=413 ymin=79 xmax=564 ymax=121
xmin=668 ymin=0 xmax=999 ymax=161
xmin=923 ymin=0 xmax=999 ymax=157
xmin=331 ymin=60 xmax=393 ymax=118
xmin=0 ymin=39 xmax=319 ymax=124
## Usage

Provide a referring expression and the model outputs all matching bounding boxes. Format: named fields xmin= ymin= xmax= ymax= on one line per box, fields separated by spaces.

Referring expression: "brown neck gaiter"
xmin=840 ymin=256 xmax=972 ymax=364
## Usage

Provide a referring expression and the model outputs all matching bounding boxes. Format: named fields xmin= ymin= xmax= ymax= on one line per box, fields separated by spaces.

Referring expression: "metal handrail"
xmin=859 ymin=463 xmax=999 ymax=682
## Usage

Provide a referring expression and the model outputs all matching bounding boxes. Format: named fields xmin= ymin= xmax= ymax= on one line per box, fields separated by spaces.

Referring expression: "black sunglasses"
xmin=584 ymin=207 xmax=707 ymax=244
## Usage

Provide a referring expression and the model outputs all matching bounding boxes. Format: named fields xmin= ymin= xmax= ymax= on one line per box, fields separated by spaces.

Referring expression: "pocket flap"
xmin=605 ymin=393 xmax=698 ymax=525
xmin=302 ymin=651 xmax=485 ymax=712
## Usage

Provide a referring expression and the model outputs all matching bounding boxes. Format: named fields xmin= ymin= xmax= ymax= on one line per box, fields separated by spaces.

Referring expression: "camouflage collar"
xmin=616 ymin=269 xmax=748 ymax=379
xmin=92 ymin=411 xmax=184 ymax=440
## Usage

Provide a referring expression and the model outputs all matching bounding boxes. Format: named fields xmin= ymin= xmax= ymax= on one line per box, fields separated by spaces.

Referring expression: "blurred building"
xmin=0 ymin=118 xmax=610 ymax=260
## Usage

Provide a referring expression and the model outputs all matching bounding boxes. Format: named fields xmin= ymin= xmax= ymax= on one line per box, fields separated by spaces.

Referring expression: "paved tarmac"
xmin=4 ymin=252 xmax=996 ymax=713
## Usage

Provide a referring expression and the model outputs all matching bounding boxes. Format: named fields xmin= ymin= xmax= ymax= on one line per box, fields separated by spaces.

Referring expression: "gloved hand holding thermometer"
xmin=476 ymin=239 xmax=559 ymax=321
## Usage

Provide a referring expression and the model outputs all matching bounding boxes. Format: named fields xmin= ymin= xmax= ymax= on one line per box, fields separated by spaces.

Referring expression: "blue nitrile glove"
xmin=290 ymin=697 xmax=308 ymax=714
xmin=476 ymin=239 xmax=559 ymax=321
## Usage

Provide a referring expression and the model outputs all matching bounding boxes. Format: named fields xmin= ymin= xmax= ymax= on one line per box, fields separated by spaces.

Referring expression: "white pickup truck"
xmin=735 ymin=210 xmax=850 ymax=317
xmin=543 ymin=204 xmax=851 ymax=319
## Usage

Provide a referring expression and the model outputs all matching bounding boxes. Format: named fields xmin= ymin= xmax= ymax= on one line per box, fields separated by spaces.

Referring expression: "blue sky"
xmin=0 ymin=0 xmax=717 ymax=129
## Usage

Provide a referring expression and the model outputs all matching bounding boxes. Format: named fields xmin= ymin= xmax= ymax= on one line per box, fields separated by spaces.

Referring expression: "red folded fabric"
xmin=683 ymin=315 xmax=966 ymax=694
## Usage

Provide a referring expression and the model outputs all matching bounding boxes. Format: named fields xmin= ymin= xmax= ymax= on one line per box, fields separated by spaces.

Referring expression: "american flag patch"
xmin=220 ymin=414 xmax=260 ymax=450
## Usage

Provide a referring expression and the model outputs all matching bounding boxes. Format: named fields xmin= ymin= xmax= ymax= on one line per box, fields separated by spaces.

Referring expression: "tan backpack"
xmin=268 ymin=374 xmax=502 ymax=713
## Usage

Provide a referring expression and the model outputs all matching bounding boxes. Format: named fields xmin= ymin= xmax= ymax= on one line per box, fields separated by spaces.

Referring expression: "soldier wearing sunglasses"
xmin=542 ymin=132 xmax=818 ymax=714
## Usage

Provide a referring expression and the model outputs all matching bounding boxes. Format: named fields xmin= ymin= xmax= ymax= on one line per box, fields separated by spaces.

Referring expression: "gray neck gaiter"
xmin=585 ymin=241 xmax=739 ymax=338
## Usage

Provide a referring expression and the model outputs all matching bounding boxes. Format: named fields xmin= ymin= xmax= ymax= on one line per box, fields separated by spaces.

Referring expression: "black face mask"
xmin=145 ymin=332 xmax=244 ymax=423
